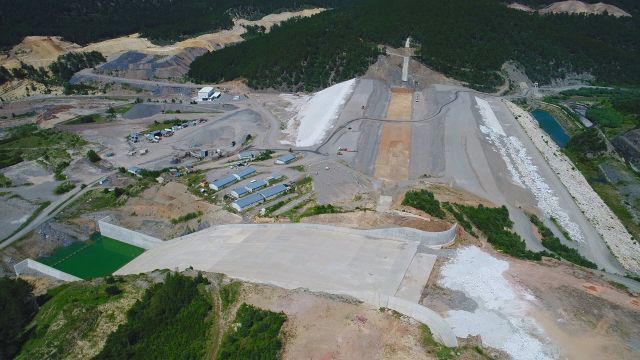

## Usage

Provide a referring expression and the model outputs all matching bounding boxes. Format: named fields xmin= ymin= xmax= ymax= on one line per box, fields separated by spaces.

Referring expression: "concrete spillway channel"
xmin=114 ymin=222 xmax=459 ymax=346
xmin=402 ymin=36 xmax=410 ymax=82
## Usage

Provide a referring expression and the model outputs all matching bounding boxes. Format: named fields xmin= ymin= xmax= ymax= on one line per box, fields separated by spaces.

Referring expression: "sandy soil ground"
xmin=0 ymin=194 xmax=39 ymax=240
xmin=540 ymin=1 xmax=631 ymax=17
xmin=423 ymin=242 xmax=640 ymax=360
xmin=240 ymin=283 xmax=430 ymax=360
xmin=508 ymin=1 xmax=631 ymax=17
xmin=301 ymin=210 xmax=452 ymax=233
xmin=1 ymin=160 xmax=63 ymax=203
xmin=1 ymin=36 xmax=80 ymax=69
xmin=508 ymin=257 xmax=640 ymax=359
xmin=0 ymin=8 xmax=325 ymax=70
xmin=374 ymin=124 xmax=411 ymax=181
xmin=113 ymin=181 xmax=241 ymax=240
xmin=507 ymin=3 xmax=535 ymax=12
xmin=385 ymin=88 xmax=413 ymax=120
xmin=374 ymin=88 xmax=413 ymax=181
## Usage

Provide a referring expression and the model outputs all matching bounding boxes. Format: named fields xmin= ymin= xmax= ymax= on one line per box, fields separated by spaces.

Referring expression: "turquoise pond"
xmin=531 ymin=110 xmax=571 ymax=148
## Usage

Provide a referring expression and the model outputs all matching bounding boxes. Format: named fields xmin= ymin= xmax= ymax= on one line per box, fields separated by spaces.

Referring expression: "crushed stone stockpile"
xmin=439 ymin=246 xmax=556 ymax=360
xmin=475 ymin=97 xmax=584 ymax=243
xmin=504 ymin=100 xmax=640 ymax=275
xmin=281 ymin=78 xmax=356 ymax=147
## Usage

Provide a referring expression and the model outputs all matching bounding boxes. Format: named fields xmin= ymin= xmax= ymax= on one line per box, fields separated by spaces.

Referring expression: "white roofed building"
xmin=198 ymin=86 xmax=214 ymax=100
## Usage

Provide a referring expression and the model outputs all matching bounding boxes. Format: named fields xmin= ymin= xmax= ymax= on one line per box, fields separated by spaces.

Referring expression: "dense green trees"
xmin=0 ymin=278 xmax=37 ymax=360
xmin=190 ymin=11 xmax=380 ymax=91
xmin=217 ymin=303 xmax=287 ymax=360
xmin=86 ymin=149 xmax=101 ymax=163
xmin=529 ymin=214 xmax=597 ymax=269
xmin=0 ymin=124 xmax=86 ymax=169
xmin=0 ymin=0 xmax=351 ymax=48
xmin=457 ymin=204 xmax=543 ymax=260
xmin=3 ymin=51 xmax=105 ymax=89
xmin=95 ymin=273 xmax=212 ymax=360
xmin=49 ymin=51 xmax=106 ymax=83
xmin=402 ymin=189 xmax=446 ymax=219
xmin=0 ymin=66 xmax=12 ymax=85
xmin=565 ymin=127 xmax=607 ymax=157
xmin=190 ymin=0 xmax=640 ymax=91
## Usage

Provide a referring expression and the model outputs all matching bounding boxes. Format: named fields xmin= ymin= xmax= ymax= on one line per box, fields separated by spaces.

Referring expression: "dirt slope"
xmin=508 ymin=1 xmax=632 ymax=17
xmin=540 ymin=1 xmax=632 ymax=17
xmin=0 ymin=8 xmax=325 ymax=70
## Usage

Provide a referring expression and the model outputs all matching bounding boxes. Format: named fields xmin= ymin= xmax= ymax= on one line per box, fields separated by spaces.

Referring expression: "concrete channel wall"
xmin=342 ymin=290 xmax=458 ymax=347
xmin=192 ymin=223 xmax=457 ymax=248
xmin=14 ymin=259 xmax=81 ymax=282
xmin=363 ymin=224 xmax=457 ymax=248
xmin=98 ymin=217 xmax=163 ymax=250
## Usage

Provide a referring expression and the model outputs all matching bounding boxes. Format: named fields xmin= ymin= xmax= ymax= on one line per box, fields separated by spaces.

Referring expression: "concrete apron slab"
xmin=115 ymin=222 xmax=458 ymax=346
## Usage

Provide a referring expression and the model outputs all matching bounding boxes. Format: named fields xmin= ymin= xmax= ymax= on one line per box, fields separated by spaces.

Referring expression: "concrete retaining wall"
xmin=341 ymin=290 xmax=458 ymax=347
xmin=14 ymin=259 xmax=81 ymax=282
xmin=98 ymin=217 xmax=163 ymax=249
xmin=363 ymin=224 xmax=457 ymax=248
xmin=183 ymin=223 xmax=457 ymax=248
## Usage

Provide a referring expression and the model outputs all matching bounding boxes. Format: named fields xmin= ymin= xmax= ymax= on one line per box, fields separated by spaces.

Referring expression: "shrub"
xmin=54 ymin=181 xmax=75 ymax=195
xmin=586 ymin=105 xmax=626 ymax=128
xmin=0 ymin=278 xmax=37 ymax=360
xmin=170 ymin=211 xmax=203 ymax=224
xmin=565 ymin=128 xmax=606 ymax=158
xmin=254 ymin=150 xmax=274 ymax=161
xmin=95 ymin=273 xmax=212 ymax=360
xmin=104 ymin=285 xmax=122 ymax=296
xmin=402 ymin=189 xmax=445 ymax=219
xmin=442 ymin=202 xmax=475 ymax=236
xmin=298 ymin=204 xmax=342 ymax=218
xmin=0 ymin=173 xmax=12 ymax=187
xmin=217 ymin=303 xmax=286 ymax=360
xmin=220 ymin=281 xmax=241 ymax=311
xmin=86 ymin=149 xmax=101 ymax=162
xmin=529 ymin=214 xmax=597 ymax=269
xmin=457 ymin=204 xmax=542 ymax=260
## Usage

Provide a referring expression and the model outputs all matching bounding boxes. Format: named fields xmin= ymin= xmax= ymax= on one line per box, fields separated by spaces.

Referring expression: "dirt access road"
xmin=0 ymin=172 xmax=113 ymax=249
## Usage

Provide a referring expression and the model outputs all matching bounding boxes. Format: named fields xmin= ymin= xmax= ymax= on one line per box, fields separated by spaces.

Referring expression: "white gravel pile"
xmin=505 ymin=100 xmax=640 ymax=275
xmin=440 ymin=246 xmax=556 ymax=360
xmin=476 ymin=97 xmax=584 ymax=242
xmin=280 ymin=78 xmax=356 ymax=147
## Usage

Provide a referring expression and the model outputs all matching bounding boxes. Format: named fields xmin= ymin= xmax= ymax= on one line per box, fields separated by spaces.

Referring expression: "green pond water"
xmin=38 ymin=235 xmax=144 ymax=279
xmin=531 ymin=109 xmax=571 ymax=148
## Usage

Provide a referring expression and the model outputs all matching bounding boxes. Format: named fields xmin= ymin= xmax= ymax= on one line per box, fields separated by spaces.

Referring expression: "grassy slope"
xmin=16 ymin=277 xmax=146 ymax=359
xmin=16 ymin=272 xmax=288 ymax=360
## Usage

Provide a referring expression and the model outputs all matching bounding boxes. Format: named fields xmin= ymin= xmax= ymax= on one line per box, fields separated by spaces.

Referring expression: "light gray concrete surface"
xmin=14 ymin=259 xmax=81 ymax=282
xmin=312 ymin=79 xmax=622 ymax=272
xmin=115 ymin=222 xmax=458 ymax=346
xmin=394 ymin=253 xmax=436 ymax=302
xmin=116 ymin=223 xmax=420 ymax=294
xmin=364 ymin=224 xmax=457 ymax=248
xmin=98 ymin=217 xmax=163 ymax=249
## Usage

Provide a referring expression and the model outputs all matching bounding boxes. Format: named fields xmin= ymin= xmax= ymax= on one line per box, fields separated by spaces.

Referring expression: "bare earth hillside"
xmin=508 ymin=1 xmax=632 ymax=17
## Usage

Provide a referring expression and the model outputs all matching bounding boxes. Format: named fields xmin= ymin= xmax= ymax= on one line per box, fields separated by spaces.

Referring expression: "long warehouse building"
xmin=231 ymin=184 xmax=288 ymax=212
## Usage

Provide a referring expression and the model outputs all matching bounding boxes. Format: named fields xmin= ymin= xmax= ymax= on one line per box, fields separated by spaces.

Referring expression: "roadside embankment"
xmin=504 ymin=100 xmax=640 ymax=275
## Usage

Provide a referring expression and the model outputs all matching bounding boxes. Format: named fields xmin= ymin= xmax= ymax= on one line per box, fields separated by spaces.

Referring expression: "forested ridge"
xmin=189 ymin=0 xmax=640 ymax=91
xmin=190 ymin=12 xmax=380 ymax=91
xmin=0 ymin=0 xmax=351 ymax=48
